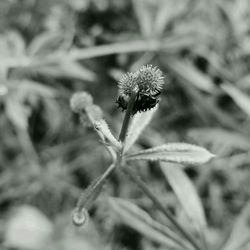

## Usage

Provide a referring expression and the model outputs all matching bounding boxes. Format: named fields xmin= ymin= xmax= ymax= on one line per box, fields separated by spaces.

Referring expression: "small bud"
xmin=72 ymin=207 xmax=89 ymax=227
xmin=70 ymin=92 xmax=93 ymax=113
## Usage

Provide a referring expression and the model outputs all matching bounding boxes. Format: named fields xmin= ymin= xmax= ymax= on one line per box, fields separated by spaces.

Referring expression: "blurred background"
xmin=1 ymin=0 xmax=250 ymax=249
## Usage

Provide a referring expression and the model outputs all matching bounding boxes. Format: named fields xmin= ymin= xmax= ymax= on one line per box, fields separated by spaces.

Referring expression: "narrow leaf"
xmin=132 ymin=0 xmax=153 ymax=37
xmin=221 ymin=201 xmax=250 ymax=250
xmin=166 ymin=59 xmax=215 ymax=93
xmin=8 ymin=80 xmax=56 ymax=98
xmin=58 ymin=61 xmax=97 ymax=82
xmin=28 ymin=32 xmax=67 ymax=56
xmin=108 ymin=198 xmax=190 ymax=249
xmin=126 ymin=143 xmax=215 ymax=165
xmin=124 ymin=105 xmax=158 ymax=153
xmin=161 ymin=163 xmax=207 ymax=230
xmin=26 ymin=61 xmax=96 ymax=82
xmin=221 ymin=83 xmax=250 ymax=116
xmin=6 ymin=95 xmax=30 ymax=130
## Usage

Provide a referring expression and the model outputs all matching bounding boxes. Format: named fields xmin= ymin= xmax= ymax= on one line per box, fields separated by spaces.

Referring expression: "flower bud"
xmin=72 ymin=207 xmax=89 ymax=227
xmin=70 ymin=92 xmax=93 ymax=113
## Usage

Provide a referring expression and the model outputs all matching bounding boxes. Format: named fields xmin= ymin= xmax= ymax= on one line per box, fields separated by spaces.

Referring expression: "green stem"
xmin=122 ymin=166 xmax=202 ymax=250
xmin=76 ymin=163 xmax=116 ymax=211
xmin=119 ymin=92 xmax=137 ymax=142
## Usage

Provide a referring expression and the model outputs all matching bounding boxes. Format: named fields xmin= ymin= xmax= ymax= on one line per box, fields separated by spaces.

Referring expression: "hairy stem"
xmin=119 ymin=92 xmax=137 ymax=142
xmin=122 ymin=165 xmax=202 ymax=250
xmin=76 ymin=163 xmax=116 ymax=212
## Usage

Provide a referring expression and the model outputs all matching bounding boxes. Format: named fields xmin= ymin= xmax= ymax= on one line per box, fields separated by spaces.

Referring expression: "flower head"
xmin=70 ymin=92 xmax=103 ymax=127
xmin=136 ymin=65 xmax=164 ymax=95
xmin=117 ymin=65 xmax=164 ymax=113
xmin=70 ymin=91 xmax=93 ymax=113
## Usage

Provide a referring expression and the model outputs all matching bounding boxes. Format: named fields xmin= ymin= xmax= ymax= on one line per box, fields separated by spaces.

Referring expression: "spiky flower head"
xmin=118 ymin=72 xmax=139 ymax=96
xmin=70 ymin=91 xmax=93 ymax=113
xmin=117 ymin=65 xmax=164 ymax=113
xmin=136 ymin=65 xmax=164 ymax=95
xmin=118 ymin=65 xmax=164 ymax=97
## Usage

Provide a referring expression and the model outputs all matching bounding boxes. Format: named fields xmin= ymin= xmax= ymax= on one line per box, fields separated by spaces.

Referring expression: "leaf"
xmin=8 ymin=80 xmax=56 ymax=98
xmin=166 ymin=59 xmax=215 ymax=93
xmin=132 ymin=0 xmax=154 ymax=37
xmin=126 ymin=143 xmax=215 ymax=165
xmin=160 ymin=163 xmax=207 ymax=231
xmin=124 ymin=105 xmax=158 ymax=152
xmin=188 ymin=128 xmax=250 ymax=155
xmin=28 ymin=32 xmax=68 ymax=56
xmin=27 ymin=61 xmax=96 ymax=82
xmin=59 ymin=61 xmax=97 ymax=82
xmin=154 ymin=0 xmax=173 ymax=36
xmin=221 ymin=83 xmax=250 ymax=116
xmin=5 ymin=94 xmax=31 ymax=130
xmin=108 ymin=198 xmax=189 ymax=249
xmin=154 ymin=0 xmax=190 ymax=36
xmin=221 ymin=201 xmax=250 ymax=250
xmin=0 ymin=31 xmax=26 ymax=57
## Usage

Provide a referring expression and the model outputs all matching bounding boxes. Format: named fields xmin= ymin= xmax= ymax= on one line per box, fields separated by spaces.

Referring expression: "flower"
xmin=117 ymin=65 xmax=164 ymax=113
xmin=70 ymin=92 xmax=103 ymax=127
xmin=70 ymin=91 xmax=93 ymax=113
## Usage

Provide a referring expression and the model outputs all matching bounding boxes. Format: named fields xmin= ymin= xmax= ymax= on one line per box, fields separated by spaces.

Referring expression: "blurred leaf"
xmin=108 ymin=197 xmax=188 ymax=249
xmin=154 ymin=0 xmax=173 ymax=36
xmin=188 ymin=128 xmax=250 ymax=155
xmin=221 ymin=83 xmax=250 ymax=116
xmin=5 ymin=205 xmax=53 ymax=250
xmin=5 ymin=93 xmax=30 ymax=130
xmin=160 ymin=163 xmax=207 ymax=231
xmin=154 ymin=0 xmax=190 ymax=36
xmin=0 ymin=31 xmax=25 ymax=57
xmin=8 ymin=80 xmax=56 ymax=98
xmin=26 ymin=61 xmax=96 ymax=82
xmin=27 ymin=32 xmax=69 ymax=57
xmin=132 ymin=0 xmax=154 ymax=37
xmin=221 ymin=201 xmax=250 ymax=250
xmin=124 ymin=105 xmax=158 ymax=153
xmin=58 ymin=61 xmax=97 ymax=82
xmin=126 ymin=143 xmax=215 ymax=165
xmin=166 ymin=59 xmax=215 ymax=93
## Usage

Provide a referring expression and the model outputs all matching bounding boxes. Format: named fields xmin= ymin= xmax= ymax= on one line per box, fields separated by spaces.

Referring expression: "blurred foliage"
xmin=1 ymin=0 xmax=250 ymax=249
